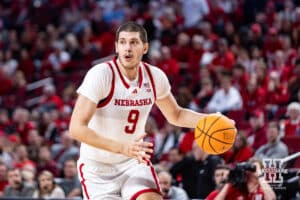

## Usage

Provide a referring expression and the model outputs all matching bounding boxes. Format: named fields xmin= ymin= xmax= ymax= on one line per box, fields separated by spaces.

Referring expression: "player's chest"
xmin=109 ymin=81 xmax=154 ymax=110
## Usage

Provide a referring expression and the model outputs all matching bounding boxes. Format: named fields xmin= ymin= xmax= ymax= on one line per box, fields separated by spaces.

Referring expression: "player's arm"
xmin=69 ymin=94 xmax=153 ymax=164
xmin=155 ymin=93 xmax=207 ymax=128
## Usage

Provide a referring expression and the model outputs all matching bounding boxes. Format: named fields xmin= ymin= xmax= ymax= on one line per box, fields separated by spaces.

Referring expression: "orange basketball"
xmin=194 ymin=114 xmax=237 ymax=155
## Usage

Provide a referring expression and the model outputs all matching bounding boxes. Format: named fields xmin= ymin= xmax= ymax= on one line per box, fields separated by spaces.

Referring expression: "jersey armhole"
xmin=97 ymin=62 xmax=115 ymax=108
xmin=143 ymin=62 xmax=157 ymax=101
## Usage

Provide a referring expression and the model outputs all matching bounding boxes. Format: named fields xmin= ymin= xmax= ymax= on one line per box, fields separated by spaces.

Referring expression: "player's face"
xmin=115 ymin=31 xmax=148 ymax=70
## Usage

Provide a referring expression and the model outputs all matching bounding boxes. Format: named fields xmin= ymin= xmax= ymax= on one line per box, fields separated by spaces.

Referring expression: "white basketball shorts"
xmin=77 ymin=158 xmax=161 ymax=200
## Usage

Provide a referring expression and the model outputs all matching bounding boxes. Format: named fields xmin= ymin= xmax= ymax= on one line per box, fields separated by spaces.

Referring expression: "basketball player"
xmin=69 ymin=21 xmax=233 ymax=200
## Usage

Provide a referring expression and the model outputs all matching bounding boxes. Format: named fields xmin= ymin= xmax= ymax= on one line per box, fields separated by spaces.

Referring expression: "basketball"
xmin=194 ymin=114 xmax=237 ymax=155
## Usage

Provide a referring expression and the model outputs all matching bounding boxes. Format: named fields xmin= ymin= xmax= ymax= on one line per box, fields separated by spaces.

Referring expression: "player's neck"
xmin=116 ymin=59 xmax=139 ymax=81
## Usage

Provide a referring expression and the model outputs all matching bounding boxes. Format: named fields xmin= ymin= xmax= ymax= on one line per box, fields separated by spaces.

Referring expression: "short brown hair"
xmin=116 ymin=21 xmax=148 ymax=43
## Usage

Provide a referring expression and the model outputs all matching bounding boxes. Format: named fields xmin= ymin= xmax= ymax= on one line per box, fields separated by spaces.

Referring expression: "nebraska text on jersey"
xmin=114 ymin=98 xmax=152 ymax=106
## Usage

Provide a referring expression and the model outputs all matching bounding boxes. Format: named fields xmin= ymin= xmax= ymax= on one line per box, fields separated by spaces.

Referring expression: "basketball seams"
xmin=195 ymin=115 xmax=236 ymax=154
xmin=195 ymin=127 xmax=234 ymax=145
xmin=200 ymin=117 xmax=207 ymax=150
xmin=201 ymin=116 xmax=222 ymax=150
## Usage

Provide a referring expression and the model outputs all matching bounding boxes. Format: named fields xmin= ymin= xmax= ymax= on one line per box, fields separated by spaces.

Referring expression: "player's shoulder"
xmin=87 ymin=61 xmax=114 ymax=76
xmin=142 ymin=62 xmax=165 ymax=76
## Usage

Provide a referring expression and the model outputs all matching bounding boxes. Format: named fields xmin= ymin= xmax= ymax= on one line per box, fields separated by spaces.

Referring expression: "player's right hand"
xmin=121 ymin=133 xmax=153 ymax=164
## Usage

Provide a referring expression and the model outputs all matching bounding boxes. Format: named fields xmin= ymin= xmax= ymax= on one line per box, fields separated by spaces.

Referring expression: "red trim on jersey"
xmin=138 ymin=66 xmax=143 ymax=88
xmin=113 ymin=57 xmax=143 ymax=89
xmin=150 ymin=163 xmax=161 ymax=193
xmin=143 ymin=63 xmax=157 ymax=100
xmin=79 ymin=163 xmax=90 ymax=200
xmin=130 ymin=189 xmax=161 ymax=200
xmin=97 ymin=62 xmax=115 ymax=108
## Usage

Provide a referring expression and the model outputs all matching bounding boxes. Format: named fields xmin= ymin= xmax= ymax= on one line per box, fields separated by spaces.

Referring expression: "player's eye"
xmin=131 ymin=40 xmax=138 ymax=45
xmin=119 ymin=40 xmax=126 ymax=45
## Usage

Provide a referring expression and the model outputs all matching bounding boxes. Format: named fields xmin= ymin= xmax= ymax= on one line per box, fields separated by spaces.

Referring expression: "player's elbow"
xmin=165 ymin=107 xmax=182 ymax=126
xmin=69 ymin=120 xmax=81 ymax=140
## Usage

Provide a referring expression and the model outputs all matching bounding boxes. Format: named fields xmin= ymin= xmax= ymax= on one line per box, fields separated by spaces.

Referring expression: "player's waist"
xmin=79 ymin=144 xmax=133 ymax=164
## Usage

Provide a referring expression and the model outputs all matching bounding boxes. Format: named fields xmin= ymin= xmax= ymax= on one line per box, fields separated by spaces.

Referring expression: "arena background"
xmin=0 ymin=0 xmax=300 ymax=199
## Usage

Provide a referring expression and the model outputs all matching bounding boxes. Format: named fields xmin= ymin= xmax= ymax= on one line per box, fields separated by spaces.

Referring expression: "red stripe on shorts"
xmin=150 ymin=164 xmax=161 ymax=193
xmin=130 ymin=188 xmax=161 ymax=200
xmin=79 ymin=163 xmax=90 ymax=200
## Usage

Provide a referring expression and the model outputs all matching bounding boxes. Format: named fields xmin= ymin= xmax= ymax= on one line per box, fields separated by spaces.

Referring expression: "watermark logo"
xmin=262 ymin=158 xmax=287 ymax=183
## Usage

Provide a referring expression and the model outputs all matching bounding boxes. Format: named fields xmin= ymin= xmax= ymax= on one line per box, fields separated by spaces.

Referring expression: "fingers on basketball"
xmin=194 ymin=114 xmax=237 ymax=155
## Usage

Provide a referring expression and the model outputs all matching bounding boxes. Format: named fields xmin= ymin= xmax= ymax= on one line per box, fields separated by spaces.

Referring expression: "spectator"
xmin=21 ymin=164 xmax=36 ymax=188
xmin=170 ymin=141 xmax=223 ymax=199
xmin=158 ymin=170 xmax=189 ymax=200
xmin=210 ymin=38 xmax=235 ymax=72
xmin=47 ymin=41 xmax=71 ymax=73
xmin=247 ymin=109 xmax=267 ymax=151
xmin=231 ymin=63 xmax=249 ymax=92
xmin=157 ymin=46 xmax=180 ymax=83
xmin=0 ymin=135 xmax=14 ymax=168
xmin=167 ymin=147 xmax=185 ymax=173
xmin=0 ymin=109 xmax=12 ymax=134
xmin=0 ymin=162 xmax=8 ymax=197
xmin=255 ymin=121 xmax=289 ymax=159
xmin=283 ymin=102 xmax=300 ymax=137
xmin=214 ymin=158 xmax=276 ymax=200
xmin=187 ymin=35 xmax=205 ymax=75
xmin=206 ymin=164 xmax=230 ymax=200
xmin=181 ymin=0 xmax=209 ymax=28
xmin=58 ymin=159 xmax=82 ymax=198
xmin=270 ymin=50 xmax=292 ymax=83
xmin=3 ymin=168 xmax=35 ymax=198
xmin=192 ymin=77 xmax=214 ymax=112
xmin=39 ymin=84 xmax=64 ymax=112
xmin=36 ymin=145 xmax=59 ymax=177
xmin=288 ymin=58 xmax=300 ymax=101
xmin=265 ymin=71 xmax=290 ymax=119
xmin=10 ymin=107 xmax=35 ymax=144
xmin=13 ymin=144 xmax=35 ymax=170
xmin=51 ymin=130 xmax=79 ymax=169
xmin=27 ymin=129 xmax=44 ymax=162
xmin=241 ymin=74 xmax=267 ymax=114
xmin=170 ymin=32 xmax=191 ymax=64
xmin=40 ymin=111 xmax=60 ymax=144
xmin=32 ymin=170 xmax=65 ymax=198
xmin=206 ymin=70 xmax=243 ymax=113
xmin=222 ymin=131 xmax=254 ymax=164
xmin=153 ymin=123 xmax=178 ymax=164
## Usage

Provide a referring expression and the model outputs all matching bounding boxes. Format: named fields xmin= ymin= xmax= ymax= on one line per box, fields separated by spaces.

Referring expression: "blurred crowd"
xmin=0 ymin=0 xmax=300 ymax=199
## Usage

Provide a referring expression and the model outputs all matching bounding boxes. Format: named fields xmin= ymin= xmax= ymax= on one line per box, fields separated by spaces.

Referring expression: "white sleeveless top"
xmin=77 ymin=58 xmax=171 ymax=164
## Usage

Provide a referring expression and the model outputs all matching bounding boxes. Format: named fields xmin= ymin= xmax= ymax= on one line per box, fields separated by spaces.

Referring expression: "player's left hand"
xmin=215 ymin=112 xmax=236 ymax=126
xmin=122 ymin=133 xmax=153 ymax=164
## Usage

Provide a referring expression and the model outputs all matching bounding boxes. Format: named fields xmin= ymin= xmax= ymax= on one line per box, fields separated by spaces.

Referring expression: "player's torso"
xmin=89 ymin=59 xmax=156 ymax=142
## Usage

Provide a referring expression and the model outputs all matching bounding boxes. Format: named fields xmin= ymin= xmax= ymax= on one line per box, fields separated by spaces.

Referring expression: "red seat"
xmin=282 ymin=136 xmax=300 ymax=154
xmin=281 ymin=136 xmax=300 ymax=168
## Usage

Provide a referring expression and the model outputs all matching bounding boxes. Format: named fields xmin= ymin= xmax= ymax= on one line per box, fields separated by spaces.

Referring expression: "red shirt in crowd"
xmin=211 ymin=50 xmax=235 ymax=70
xmin=225 ymin=184 xmax=265 ymax=200
xmin=265 ymin=84 xmax=290 ymax=106
xmin=222 ymin=146 xmax=254 ymax=164
xmin=241 ymin=86 xmax=267 ymax=113
xmin=284 ymin=119 xmax=300 ymax=136
xmin=206 ymin=184 xmax=265 ymax=200
xmin=247 ymin=125 xmax=267 ymax=151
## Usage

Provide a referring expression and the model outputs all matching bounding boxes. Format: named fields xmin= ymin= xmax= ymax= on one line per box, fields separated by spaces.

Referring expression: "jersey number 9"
xmin=125 ymin=110 xmax=140 ymax=134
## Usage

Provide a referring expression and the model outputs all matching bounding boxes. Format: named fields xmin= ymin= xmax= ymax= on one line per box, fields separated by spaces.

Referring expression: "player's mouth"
xmin=124 ymin=55 xmax=133 ymax=61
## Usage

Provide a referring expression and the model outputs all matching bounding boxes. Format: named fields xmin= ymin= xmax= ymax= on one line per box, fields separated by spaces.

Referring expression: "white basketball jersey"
xmin=77 ymin=58 xmax=170 ymax=164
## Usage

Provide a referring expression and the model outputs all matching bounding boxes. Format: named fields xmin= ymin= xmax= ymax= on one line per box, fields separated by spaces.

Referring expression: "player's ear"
xmin=115 ymin=41 xmax=119 ymax=54
xmin=143 ymin=43 xmax=149 ymax=54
